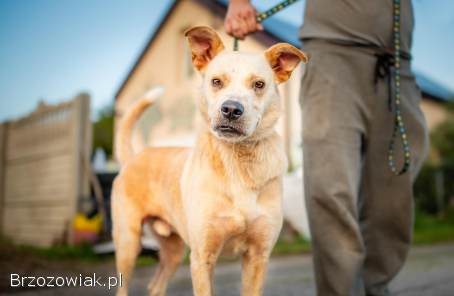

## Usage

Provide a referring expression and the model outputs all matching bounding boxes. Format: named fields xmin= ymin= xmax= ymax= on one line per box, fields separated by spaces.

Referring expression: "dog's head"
xmin=185 ymin=26 xmax=308 ymax=142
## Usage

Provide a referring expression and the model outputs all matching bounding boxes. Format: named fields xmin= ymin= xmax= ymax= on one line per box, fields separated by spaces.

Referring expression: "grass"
xmin=136 ymin=256 xmax=158 ymax=267
xmin=270 ymin=209 xmax=454 ymax=255
xmin=0 ymin=237 xmax=100 ymax=261
xmin=0 ymin=236 xmax=157 ymax=266
xmin=413 ymin=209 xmax=454 ymax=244
xmin=2 ymin=209 xmax=453 ymax=263
xmin=273 ymin=235 xmax=311 ymax=255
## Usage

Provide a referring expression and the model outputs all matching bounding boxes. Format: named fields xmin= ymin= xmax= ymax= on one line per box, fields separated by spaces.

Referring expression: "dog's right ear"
xmin=185 ymin=26 xmax=225 ymax=72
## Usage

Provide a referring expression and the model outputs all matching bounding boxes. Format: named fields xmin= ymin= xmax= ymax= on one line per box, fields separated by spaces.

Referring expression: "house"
xmin=114 ymin=0 xmax=453 ymax=169
xmin=113 ymin=0 xmax=453 ymax=238
xmin=114 ymin=0 xmax=304 ymax=169
xmin=415 ymin=72 xmax=453 ymax=128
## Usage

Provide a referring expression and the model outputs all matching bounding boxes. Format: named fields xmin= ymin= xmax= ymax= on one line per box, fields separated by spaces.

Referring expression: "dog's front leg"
xmin=241 ymin=215 xmax=276 ymax=296
xmin=241 ymin=178 xmax=283 ymax=296
xmin=190 ymin=249 xmax=219 ymax=296
xmin=189 ymin=212 xmax=245 ymax=296
xmin=241 ymin=246 xmax=271 ymax=296
xmin=189 ymin=231 xmax=224 ymax=296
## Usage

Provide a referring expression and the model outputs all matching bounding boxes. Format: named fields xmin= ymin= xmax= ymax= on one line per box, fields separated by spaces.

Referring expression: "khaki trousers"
xmin=301 ymin=42 xmax=429 ymax=296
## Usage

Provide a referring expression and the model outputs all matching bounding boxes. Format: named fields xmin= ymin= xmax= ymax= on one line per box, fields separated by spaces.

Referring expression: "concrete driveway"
xmin=5 ymin=243 xmax=454 ymax=296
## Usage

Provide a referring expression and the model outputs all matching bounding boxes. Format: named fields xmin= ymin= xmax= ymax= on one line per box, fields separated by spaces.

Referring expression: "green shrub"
xmin=414 ymin=164 xmax=439 ymax=214
xmin=413 ymin=209 xmax=454 ymax=244
xmin=414 ymin=106 xmax=454 ymax=216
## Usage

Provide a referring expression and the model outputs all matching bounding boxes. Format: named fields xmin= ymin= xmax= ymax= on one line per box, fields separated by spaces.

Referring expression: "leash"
xmin=301 ymin=38 xmax=411 ymax=176
xmin=388 ymin=0 xmax=410 ymax=175
xmin=233 ymin=0 xmax=300 ymax=51
xmin=232 ymin=0 xmax=410 ymax=175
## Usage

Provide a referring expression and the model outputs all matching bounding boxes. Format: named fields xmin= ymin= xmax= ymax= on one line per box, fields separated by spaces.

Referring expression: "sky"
xmin=0 ymin=0 xmax=453 ymax=121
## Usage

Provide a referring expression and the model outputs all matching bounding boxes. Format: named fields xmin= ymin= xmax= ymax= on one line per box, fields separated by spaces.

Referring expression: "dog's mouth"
xmin=214 ymin=125 xmax=245 ymax=137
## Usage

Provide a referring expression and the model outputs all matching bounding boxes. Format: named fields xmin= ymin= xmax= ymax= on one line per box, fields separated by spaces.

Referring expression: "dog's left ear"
xmin=185 ymin=26 xmax=225 ymax=72
xmin=264 ymin=43 xmax=308 ymax=83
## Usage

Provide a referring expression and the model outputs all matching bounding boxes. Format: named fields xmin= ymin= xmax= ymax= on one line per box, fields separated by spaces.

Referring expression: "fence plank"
xmin=0 ymin=95 xmax=91 ymax=246
xmin=67 ymin=93 xmax=91 ymax=245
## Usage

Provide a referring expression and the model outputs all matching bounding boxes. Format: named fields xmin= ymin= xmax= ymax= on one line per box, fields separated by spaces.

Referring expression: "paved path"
xmin=5 ymin=243 xmax=454 ymax=296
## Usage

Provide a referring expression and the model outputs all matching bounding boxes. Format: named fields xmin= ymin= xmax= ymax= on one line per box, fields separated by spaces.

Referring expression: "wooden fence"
xmin=0 ymin=94 xmax=91 ymax=247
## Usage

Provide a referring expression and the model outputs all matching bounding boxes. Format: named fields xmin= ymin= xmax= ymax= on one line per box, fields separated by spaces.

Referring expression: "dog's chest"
xmin=217 ymin=188 xmax=267 ymax=255
xmin=229 ymin=186 xmax=263 ymax=220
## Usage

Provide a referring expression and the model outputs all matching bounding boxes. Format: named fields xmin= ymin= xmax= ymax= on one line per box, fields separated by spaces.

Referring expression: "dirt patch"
xmin=0 ymin=241 xmax=116 ymax=293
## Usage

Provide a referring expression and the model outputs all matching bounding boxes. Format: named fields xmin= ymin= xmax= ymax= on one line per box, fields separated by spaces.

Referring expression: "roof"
xmin=115 ymin=1 xmax=178 ymax=100
xmin=115 ymin=0 xmax=454 ymax=103
xmin=415 ymin=72 xmax=454 ymax=102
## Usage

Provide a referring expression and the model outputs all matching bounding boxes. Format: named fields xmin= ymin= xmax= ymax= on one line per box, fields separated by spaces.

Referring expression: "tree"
xmin=431 ymin=104 xmax=454 ymax=166
xmin=92 ymin=106 xmax=114 ymax=157
xmin=414 ymin=102 xmax=454 ymax=215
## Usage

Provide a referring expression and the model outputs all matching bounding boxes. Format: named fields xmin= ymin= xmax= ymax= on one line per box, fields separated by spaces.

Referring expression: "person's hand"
xmin=224 ymin=0 xmax=263 ymax=40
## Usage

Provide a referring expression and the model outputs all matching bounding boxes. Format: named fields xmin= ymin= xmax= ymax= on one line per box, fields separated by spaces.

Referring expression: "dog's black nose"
xmin=220 ymin=100 xmax=244 ymax=120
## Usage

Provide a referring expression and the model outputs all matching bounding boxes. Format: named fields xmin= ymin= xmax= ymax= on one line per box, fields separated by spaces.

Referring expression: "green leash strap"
xmin=388 ymin=0 xmax=411 ymax=175
xmin=233 ymin=0 xmax=300 ymax=51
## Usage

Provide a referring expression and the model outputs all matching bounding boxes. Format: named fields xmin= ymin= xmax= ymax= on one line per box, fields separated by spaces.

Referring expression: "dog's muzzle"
xmin=214 ymin=100 xmax=246 ymax=138
xmin=214 ymin=124 xmax=244 ymax=137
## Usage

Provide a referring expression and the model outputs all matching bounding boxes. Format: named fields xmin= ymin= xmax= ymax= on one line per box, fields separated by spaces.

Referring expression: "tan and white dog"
xmin=112 ymin=26 xmax=307 ymax=296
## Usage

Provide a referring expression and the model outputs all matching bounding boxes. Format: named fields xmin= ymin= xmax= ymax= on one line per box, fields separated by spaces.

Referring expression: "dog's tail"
xmin=115 ymin=87 xmax=164 ymax=166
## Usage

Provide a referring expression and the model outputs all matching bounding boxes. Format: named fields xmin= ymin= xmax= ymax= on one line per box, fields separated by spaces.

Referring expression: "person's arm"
xmin=224 ymin=0 xmax=263 ymax=40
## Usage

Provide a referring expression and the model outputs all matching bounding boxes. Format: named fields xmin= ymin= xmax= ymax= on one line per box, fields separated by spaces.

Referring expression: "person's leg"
xmin=360 ymin=70 xmax=429 ymax=296
xmin=301 ymin=44 xmax=371 ymax=296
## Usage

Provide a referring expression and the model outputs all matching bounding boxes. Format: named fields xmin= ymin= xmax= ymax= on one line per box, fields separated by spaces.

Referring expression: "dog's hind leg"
xmin=112 ymin=190 xmax=143 ymax=296
xmin=147 ymin=230 xmax=185 ymax=296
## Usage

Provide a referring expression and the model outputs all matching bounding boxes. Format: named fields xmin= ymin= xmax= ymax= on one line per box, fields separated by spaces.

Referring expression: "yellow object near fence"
xmin=73 ymin=213 xmax=102 ymax=245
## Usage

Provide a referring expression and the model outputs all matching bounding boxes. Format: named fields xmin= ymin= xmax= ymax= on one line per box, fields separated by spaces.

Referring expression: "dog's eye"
xmin=211 ymin=78 xmax=223 ymax=88
xmin=254 ymin=80 xmax=265 ymax=89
